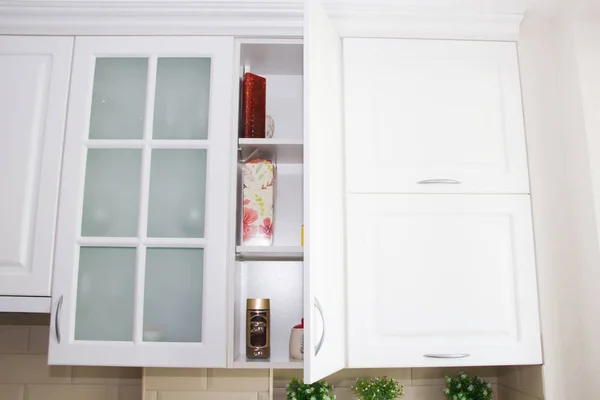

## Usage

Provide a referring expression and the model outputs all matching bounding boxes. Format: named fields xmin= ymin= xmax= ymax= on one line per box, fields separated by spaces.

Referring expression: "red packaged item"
xmin=242 ymin=72 xmax=266 ymax=139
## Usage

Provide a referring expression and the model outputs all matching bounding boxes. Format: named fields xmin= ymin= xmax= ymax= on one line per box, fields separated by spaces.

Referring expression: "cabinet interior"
xmin=231 ymin=39 xmax=304 ymax=369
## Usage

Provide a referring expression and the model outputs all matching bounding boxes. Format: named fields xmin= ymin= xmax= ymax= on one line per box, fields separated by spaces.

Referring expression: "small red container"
xmin=242 ymin=72 xmax=266 ymax=139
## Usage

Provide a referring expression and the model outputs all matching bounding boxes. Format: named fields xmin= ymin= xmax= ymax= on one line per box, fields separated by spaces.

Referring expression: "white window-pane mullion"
xmin=143 ymin=56 xmax=158 ymax=141
xmin=77 ymin=237 xmax=139 ymax=247
xmin=83 ymin=139 xmax=212 ymax=149
xmin=133 ymin=146 xmax=151 ymax=345
xmin=138 ymin=55 xmax=157 ymax=238
xmin=143 ymin=238 xmax=207 ymax=248
xmin=149 ymin=140 xmax=210 ymax=149
xmin=133 ymin=55 xmax=157 ymax=345
xmin=84 ymin=140 xmax=145 ymax=149
xmin=76 ymin=237 xmax=207 ymax=248
xmin=134 ymin=244 xmax=147 ymax=344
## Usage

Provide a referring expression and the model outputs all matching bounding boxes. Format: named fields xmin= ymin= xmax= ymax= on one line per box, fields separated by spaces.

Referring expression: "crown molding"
xmin=327 ymin=4 xmax=523 ymax=41
xmin=0 ymin=0 xmax=523 ymax=40
xmin=0 ymin=1 xmax=305 ymax=36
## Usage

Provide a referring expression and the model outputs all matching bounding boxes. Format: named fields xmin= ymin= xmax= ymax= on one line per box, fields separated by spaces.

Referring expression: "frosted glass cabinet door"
xmin=81 ymin=149 xmax=142 ymax=237
xmin=143 ymin=248 xmax=204 ymax=343
xmin=89 ymin=58 xmax=148 ymax=139
xmin=147 ymin=149 xmax=207 ymax=238
xmin=50 ymin=37 xmax=233 ymax=368
xmin=75 ymin=247 xmax=136 ymax=341
xmin=346 ymin=194 xmax=542 ymax=368
xmin=153 ymin=58 xmax=211 ymax=140
xmin=0 ymin=36 xmax=73 ymax=297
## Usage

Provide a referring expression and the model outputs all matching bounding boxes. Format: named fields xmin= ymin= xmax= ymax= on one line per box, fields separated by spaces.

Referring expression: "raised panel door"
xmin=0 ymin=36 xmax=73 ymax=297
xmin=344 ymin=39 xmax=529 ymax=194
xmin=346 ymin=194 xmax=542 ymax=367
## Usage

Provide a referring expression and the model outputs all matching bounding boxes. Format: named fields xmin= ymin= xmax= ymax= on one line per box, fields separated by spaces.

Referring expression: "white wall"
xmin=519 ymin=13 xmax=600 ymax=399
xmin=569 ymin=17 xmax=600 ymax=390
xmin=519 ymin=15 xmax=576 ymax=400
xmin=572 ymin=20 xmax=600 ymax=243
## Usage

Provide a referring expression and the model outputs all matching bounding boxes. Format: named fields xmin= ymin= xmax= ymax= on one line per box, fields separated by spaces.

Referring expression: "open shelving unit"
xmin=238 ymin=138 xmax=303 ymax=164
xmin=229 ymin=39 xmax=305 ymax=370
xmin=233 ymin=354 xmax=303 ymax=369
xmin=236 ymin=245 xmax=304 ymax=261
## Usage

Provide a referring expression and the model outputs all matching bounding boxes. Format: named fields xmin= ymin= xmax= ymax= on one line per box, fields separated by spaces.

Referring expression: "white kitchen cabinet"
xmin=344 ymin=39 xmax=530 ymax=194
xmin=346 ymin=194 xmax=542 ymax=367
xmin=49 ymin=36 xmax=234 ymax=367
xmin=0 ymin=37 xmax=73 ymax=302
xmin=229 ymin=2 xmax=346 ymax=383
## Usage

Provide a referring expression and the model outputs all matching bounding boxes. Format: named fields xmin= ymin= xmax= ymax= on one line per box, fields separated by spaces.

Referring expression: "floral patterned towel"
xmin=243 ymin=159 xmax=275 ymax=246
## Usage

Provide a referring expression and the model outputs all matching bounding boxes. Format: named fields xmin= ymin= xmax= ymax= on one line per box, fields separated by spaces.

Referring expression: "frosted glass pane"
xmin=147 ymin=149 xmax=207 ymax=238
xmin=75 ymin=247 xmax=135 ymax=341
xmin=153 ymin=58 xmax=211 ymax=140
xmin=81 ymin=149 xmax=142 ymax=237
xmin=89 ymin=58 xmax=148 ymax=139
xmin=143 ymin=248 xmax=203 ymax=342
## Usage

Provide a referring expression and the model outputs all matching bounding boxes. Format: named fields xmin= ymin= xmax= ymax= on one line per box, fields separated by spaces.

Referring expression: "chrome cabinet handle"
xmin=417 ymin=179 xmax=462 ymax=184
xmin=424 ymin=353 xmax=470 ymax=359
xmin=314 ymin=297 xmax=325 ymax=356
xmin=55 ymin=295 xmax=63 ymax=344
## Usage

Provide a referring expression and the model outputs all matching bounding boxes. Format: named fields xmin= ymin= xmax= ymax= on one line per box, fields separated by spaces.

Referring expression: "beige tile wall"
xmin=144 ymin=368 xmax=270 ymax=400
xmin=145 ymin=366 xmax=504 ymax=400
xmin=498 ymin=365 xmax=544 ymax=400
xmin=0 ymin=317 xmax=142 ymax=400
xmin=274 ymin=366 xmax=500 ymax=400
xmin=497 ymin=366 xmax=545 ymax=400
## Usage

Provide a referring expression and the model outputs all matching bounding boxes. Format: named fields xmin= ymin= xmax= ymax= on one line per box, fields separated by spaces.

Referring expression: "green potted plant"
xmin=352 ymin=376 xmax=404 ymax=400
xmin=444 ymin=373 xmax=493 ymax=400
xmin=286 ymin=377 xmax=335 ymax=400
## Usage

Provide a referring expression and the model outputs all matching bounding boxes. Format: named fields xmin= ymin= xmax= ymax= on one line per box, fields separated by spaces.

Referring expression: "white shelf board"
xmin=239 ymin=138 xmax=303 ymax=164
xmin=236 ymin=246 xmax=304 ymax=261
xmin=0 ymin=296 xmax=51 ymax=313
xmin=234 ymin=354 xmax=303 ymax=369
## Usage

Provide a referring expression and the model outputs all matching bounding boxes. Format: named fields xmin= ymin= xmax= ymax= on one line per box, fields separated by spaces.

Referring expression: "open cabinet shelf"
xmin=238 ymin=138 xmax=303 ymax=164
xmin=230 ymin=39 xmax=307 ymax=372
xmin=236 ymin=246 xmax=303 ymax=261
xmin=228 ymin=5 xmax=346 ymax=381
xmin=233 ymin=260 xmax=304 ymax=370
xmin=233 ymin=354 xmax=303 ymax=369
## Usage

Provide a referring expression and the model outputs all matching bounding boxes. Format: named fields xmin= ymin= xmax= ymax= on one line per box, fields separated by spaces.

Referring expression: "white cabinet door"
xmin=346 ymin=195 xmax=542 ymax=367
xmin=49 ymin=37 xmax=233 ymax=367
xmin=344 ymin=39 xmax=529 ymax=194
xmin=303 ymin=1 xmax=347 ymax=383
xmin=0 ymin=36 xmax=73 ymax=297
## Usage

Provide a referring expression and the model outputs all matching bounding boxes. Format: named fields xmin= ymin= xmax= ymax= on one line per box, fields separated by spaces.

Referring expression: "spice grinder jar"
xmin=246 ymin=298 xmax=270 ymax=359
